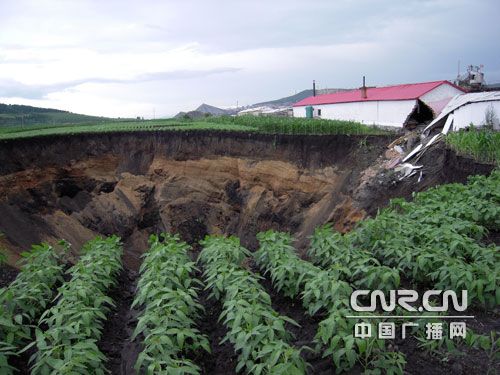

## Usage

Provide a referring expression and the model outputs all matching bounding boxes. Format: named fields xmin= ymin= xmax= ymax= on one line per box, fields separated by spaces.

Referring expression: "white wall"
xmin=452 ymin=101 xmax=500 ymax=130
xmin=293 ymin=99 xmax=417 ymax=128
xmin=420 ymin=84 xmax=464 ymax=115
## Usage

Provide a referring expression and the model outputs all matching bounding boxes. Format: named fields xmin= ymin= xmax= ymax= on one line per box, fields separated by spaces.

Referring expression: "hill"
xmin=254 ymin=88 xmax=352 ymax=108
xmin=0 ymin=103 xmax=114 ymax=127
xmin=253 ymin=89 xmax=314 ymax=107
xmin=175 ymin=103 xmax=240 ymax=119
xmin=195 ymin=103 xmax=228 ymax=116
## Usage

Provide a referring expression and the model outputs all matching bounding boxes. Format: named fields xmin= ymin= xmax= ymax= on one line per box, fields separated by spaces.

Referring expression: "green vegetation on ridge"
xmin=446 ymin=128 xmax=500 ymax=164
xmin=0 ymin=116 xmax=386 ymax=140
xmin=0 ymin=103 xmax=116 ymax=127
xmin=209 ymin=115 xmax=387 ymax=135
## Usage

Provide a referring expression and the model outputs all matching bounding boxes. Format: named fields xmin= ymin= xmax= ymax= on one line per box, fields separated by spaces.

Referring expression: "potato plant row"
xmin=30 ymin=236 xmax=123 ymax=375
xmin=131 ymin=234 xmax=210 ymax=374
xmin=308 ymin=171 xmax=499 ymax=308
xmin=255 ymin=231 xmax=406 ymax=374
xmin=199 ymin=235 xmax=307 ymax=374
xmin=0 ymin=243 xmax=65 ymax=374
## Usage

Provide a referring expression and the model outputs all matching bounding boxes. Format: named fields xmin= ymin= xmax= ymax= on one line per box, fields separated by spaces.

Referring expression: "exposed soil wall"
xmin=0 ymin=131 xmax=494 ymax=269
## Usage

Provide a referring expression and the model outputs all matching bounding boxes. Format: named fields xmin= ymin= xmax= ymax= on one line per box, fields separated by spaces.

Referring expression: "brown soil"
xmin=0 ymin=131 xmax=396 ymax=267
xmin=195 ymin=276 xmax=239 ymax=375
xmin=0 ymin=131 xmax=493 ymax=267
xmin=0 ymin=263 xmax=18 ymax=287
xmin=98 ymin=268 xmax=141 ymax=375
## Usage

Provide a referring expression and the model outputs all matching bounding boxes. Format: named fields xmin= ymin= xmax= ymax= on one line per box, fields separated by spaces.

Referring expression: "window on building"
xmin=317 ymin=109 xmax=322 ymax=116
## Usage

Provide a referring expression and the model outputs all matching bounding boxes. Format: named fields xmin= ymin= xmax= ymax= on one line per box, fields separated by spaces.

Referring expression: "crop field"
xmin=446 ymin=128 xmax=500 ymax=164
xmin=0 ymin=169 xmax=498 ymax=374
xmin=0 ymin=115 xmax=386 ymax=140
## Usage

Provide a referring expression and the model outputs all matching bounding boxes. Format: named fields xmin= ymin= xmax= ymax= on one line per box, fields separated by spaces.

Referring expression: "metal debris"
xmin=402 ymin=144 xmax=422 ymax=163
xmin=394 ymin=145 xmax=404 ymax=154
xmin=395 ymin=163 xmax=423 ymax=180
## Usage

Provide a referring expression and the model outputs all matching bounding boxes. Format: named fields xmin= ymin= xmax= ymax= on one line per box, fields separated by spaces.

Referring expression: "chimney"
xmin=361 ymin=76 xmax=367 ymax=99
xmin=313 ymin=80 xmax=316 ymax=96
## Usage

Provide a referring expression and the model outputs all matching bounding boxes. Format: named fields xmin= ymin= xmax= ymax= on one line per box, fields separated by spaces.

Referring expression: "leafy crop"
xmin=30 ymin=236 xmax=122 ymax=375
xmin=308 ymin=225 xmax=400 ymax=292
xmin=199 ymin=235 xmax=307 ymax=374
xmin=0 ymin=243 xmax=65 ymax=374
xmin=302 ymin=171 xmax=500 ymax=372
xmin=132 ymin=233 xmax=209 ymax=375
xmin=255 ymin=230 xmax=405 ymax=374
xmin=307 ymin=171 xmax=500 ymax=308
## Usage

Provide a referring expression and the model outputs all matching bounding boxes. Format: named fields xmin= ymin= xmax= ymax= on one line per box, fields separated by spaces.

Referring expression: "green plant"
xmin=199 ymin=235 xmax=308 ymax=374
xmin=446 ymin=129 xmax=500 ymax=164
xmin=308 ymin=171 xmax=500 ymax=309
xmin=308 ymin=225 xmax=400 ymax=292
xmin=0 ymin=243 xmax=65 ymax=374
xmin=255 ymin=230 xmax=405 ymax=374
xmin=132 ymin=233 xmax=209 ymax=375
xmin=209 ymin=115 xmax=387 ymax=135
xmin=29 ymin=236 xmax=122 ymax=375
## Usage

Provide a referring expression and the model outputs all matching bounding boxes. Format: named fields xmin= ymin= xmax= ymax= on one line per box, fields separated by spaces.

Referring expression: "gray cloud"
xmin=0 ymin=68 xmax=240 ymax=99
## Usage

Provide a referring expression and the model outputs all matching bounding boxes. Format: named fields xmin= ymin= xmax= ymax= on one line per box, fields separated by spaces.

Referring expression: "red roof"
xmin=293 ymin=80 xmax=465 ymax=107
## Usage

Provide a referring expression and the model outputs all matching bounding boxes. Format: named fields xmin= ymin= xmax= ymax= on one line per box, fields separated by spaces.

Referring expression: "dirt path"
xmin=195 ymin=279 xmax=238 ymax=374
xmin=0 ymin=263 xmax=18 ymax=287
xmin=98 ymin=267 xmax=141 ymax=375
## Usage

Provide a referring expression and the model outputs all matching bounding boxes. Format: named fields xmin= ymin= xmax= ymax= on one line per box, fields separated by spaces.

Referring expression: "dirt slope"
xmin=0 ymin=131 xmax=493 ymax=268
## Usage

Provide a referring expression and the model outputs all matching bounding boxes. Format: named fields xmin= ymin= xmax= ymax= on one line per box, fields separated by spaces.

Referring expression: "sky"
xmin=0 ymin=0 xmax=499 ymax=118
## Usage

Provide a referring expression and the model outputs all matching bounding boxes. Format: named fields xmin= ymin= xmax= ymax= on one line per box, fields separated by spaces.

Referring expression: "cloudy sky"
xmin=1 ymin=0 xmax=499 ymax=118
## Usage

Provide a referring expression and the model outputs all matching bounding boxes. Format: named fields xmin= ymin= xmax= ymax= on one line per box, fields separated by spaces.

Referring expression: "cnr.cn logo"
xmin=350 ymin=290 xmax=468 ymax=312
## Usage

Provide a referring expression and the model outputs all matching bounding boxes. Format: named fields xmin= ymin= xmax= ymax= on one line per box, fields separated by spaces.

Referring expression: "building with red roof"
xmin=293 ymin=80 xmax=465 ymax=128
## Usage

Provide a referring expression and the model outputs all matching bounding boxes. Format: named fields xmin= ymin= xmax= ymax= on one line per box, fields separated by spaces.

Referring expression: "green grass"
xmin=0 ymin=116 xmax=387 ymax=140
xmin=210 ymin=115 xmax=388 ymax=135
xmin=446 ymin=128 xmax=500 ymax=164
xmin=0 ymin=120 xmax=253 ymax=140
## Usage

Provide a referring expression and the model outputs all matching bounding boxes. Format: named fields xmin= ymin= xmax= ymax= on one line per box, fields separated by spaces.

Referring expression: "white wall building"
xmin=424 ymin=91 xmax=500 ymax=133
xmin=293 ymin=81 xmax=465 ymax=129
